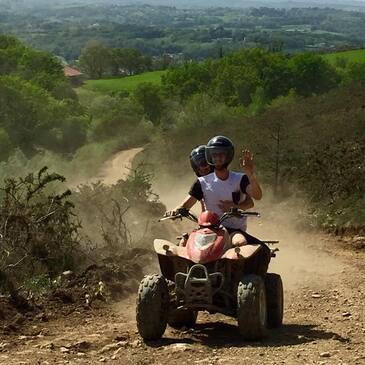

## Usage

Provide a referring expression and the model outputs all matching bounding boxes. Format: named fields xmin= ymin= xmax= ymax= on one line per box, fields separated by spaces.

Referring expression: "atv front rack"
xmin=175 ymin=264 xmax=224 ymax=305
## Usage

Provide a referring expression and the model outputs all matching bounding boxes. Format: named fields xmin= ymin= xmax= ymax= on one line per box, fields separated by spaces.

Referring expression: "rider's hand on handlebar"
xmin=164 ymin=207 xmax=186 ymax=218
xmin=164 ymin=210 xmax=177 ymax=218
xmin=161 ymin=208 xmax=197 ymax=223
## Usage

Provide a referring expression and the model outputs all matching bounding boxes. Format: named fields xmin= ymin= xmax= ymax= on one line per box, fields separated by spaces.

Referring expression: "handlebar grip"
xmin=158 ymin=214 xmax=182 ymax=222
xmin=243 ymin=212 xmax=260 ymax=216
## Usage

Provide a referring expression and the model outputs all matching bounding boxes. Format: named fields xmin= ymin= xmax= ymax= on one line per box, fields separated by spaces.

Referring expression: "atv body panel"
xmin=186 ymin=227 xmax=226 ymax=264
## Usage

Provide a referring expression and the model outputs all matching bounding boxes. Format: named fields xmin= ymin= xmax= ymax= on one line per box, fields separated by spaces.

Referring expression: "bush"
xmin=344 ymin=62 xmax=365 ymax=84
xmin=133 ymin=82 xmax=164 ymax=124
xmin=0 ymin=167 xmax=84 ymax=292
xmin=72 ymin=163 xmax=165 ymax=254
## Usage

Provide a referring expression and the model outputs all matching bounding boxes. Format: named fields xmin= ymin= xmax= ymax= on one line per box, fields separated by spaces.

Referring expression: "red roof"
xmin=64 ymin=66 xmax=82 ymax=77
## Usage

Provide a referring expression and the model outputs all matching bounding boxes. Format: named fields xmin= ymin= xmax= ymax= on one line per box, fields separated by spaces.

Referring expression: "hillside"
xmin=143 ymin=79 xmax=365 ymax=232
xmin=83 ymin=71 xmax=166 ymax=94
xmin=322 ymin=48 xmax=365 ymax=64
xmin=2 ymin=4 xmax=365 ymax=61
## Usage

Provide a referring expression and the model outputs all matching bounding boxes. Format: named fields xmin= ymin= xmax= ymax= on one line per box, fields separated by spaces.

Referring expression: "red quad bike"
xmin=136 ymin=207 xmax=283 ymax=341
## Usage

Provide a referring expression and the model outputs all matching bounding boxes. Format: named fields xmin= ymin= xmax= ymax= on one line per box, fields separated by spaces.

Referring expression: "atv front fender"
xmin=154 ymin=239 xmax=189 ymax=260
xmin=154 ymin=240 xmax=262 ymax=260
xmin=222 ymin=244 xmax=262 ymax=260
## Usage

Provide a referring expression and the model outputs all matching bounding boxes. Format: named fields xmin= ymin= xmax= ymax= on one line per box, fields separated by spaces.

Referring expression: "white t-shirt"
xmin=189 ymin=171 xmax=250 ymax=231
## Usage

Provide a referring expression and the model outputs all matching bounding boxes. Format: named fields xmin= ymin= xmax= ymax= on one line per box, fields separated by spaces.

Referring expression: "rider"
xmin=189 ymin=144 xmax=213 ymax=178
xmin=169 ymin=136 xmax=262 ymax=247
xmin=189 ymin=144 xmax=254 ymax=212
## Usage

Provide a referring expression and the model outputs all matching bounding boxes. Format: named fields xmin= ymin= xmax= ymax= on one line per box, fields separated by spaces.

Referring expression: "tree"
xmin=0 ymin=76 xmax=50 ymax=156
xmin=0 ymin=76 xmax=87 ymax=157
xmin=133 ymin=82 xmax=163 ymax=124
xmin=79 ymin=41 xmax=111 ymax=79
xmin=0 ymin=128 xmax=13 ymax=161
xmin=20 ymin=49 xmax=65 ymax=91
xmin=289 ymin=53 xmax=340 ymax=97
xmin=345 ymin=62 xmax=365 ymax=83
xmin=0 ymin=35 xmax=73 ymax=100
xmin=162 ymin=61 xmax=213 ymax=101
xmin=0 ymin=35 xmax=26 ymax=75
xmin=110 ymin=48 xmax=152 ymax=76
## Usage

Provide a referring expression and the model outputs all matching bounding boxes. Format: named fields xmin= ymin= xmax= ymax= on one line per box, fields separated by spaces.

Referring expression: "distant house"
xmin=63 ymin=66 xmax=83 ymax=86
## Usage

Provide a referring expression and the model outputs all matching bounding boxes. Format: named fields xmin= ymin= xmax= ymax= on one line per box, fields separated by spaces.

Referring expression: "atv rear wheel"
xmin=265 ymin=273 xmax=284 ymax=328
xmin=168 ymin=309 xmax=198 ymax=329
xmin=136 ymin=274 xmax=169 ymax=340
xmin=237 ymin=274 xmax=267 ymax=340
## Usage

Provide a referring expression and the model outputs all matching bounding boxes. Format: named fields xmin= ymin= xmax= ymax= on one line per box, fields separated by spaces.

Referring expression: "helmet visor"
xmin=205 ymin=146 xmax=231 ymax=166
xmin=194 ymin=156 xmax=209 ymax=168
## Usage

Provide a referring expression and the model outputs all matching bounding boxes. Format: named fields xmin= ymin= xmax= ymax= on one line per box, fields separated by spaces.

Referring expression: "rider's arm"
xmin=238 ymin=195 xmax=254 ymax=210
xmin=218 ymin=194 xmax=254 ymax=212
xmin=246 ymin=173 xmax=263 ymax=200
xmin=240 ymin=174 xmax=262 ymax=201
xmin=168 ymin=179 xmax=202 ymax=214
xmin=174 ymin=195 xmax=198 ymax=211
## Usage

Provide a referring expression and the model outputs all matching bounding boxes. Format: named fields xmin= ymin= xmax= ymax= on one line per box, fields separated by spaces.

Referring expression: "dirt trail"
xmin=1 ymin=152 xmax=364 ymax=365
xmin=70 ymin=147 xmax=143 ymax=187
xmin=1 ymin=228 xmax=364 ymax=365
xmin=96 ymin=147 xmax=144 ymax=185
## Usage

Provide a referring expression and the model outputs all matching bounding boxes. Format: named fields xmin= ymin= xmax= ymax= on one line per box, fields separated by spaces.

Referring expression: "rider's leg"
xmin=221 ymin=227 xmax=232 ymax=251
xmin=230 ymin=231 xmax=248 ymax=247
xmin=241 ymin=231 xmax=264 ymax=245
xmin=241 ymin=231 xmax=272 ymax=274
xmin=178 ymin=232 xmax=189 ymax=247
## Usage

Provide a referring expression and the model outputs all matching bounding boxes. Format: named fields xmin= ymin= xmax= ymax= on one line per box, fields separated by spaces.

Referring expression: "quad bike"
xmin=136 ymin=207 xmax=283 ymax=341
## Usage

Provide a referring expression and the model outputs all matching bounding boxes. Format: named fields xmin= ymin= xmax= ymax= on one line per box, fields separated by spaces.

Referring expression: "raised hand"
xmin=239 ymin=149 xmax=255 ymax=176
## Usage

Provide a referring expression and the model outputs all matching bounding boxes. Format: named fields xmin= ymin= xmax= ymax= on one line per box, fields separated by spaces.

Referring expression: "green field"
xmin=322 ymin=49 xmax=365 ymax=64
xmin=84 ymin=71 xmax=166 ymax=93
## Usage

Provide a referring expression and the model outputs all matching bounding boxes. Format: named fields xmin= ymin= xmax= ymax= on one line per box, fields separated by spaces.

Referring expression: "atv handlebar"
xmin=159 ymin=207 xmax=198 ymax=223
xmin=160 ymin=207 xmax=260 ymax=225
xmin=219 ymin=207 xmax=260 ymax=225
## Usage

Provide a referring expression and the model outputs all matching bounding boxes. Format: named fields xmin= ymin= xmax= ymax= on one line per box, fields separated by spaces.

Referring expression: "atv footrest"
xmin=175 ymin=264 xmax=223 ymax=305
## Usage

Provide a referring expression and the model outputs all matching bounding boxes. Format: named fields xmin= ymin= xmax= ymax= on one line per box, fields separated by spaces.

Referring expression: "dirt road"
xmin=96 ymin=147 xmax=144 ymax=185
xmin=1 ymin=150 xmax=364 ymax=364
xmin=69 ymin=147 xmax=144 ymax=187
xmin=1 ymin=225 xmax=364 ymax=365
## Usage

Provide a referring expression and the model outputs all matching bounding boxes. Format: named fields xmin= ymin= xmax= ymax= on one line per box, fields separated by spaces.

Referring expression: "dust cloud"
xmin=68 ymin=146 xmax=345 ymax=291
xmin=248 ymin=203 xmax=344 ymax=290
xmin=153 ymin=174 xmax=345 ymax=289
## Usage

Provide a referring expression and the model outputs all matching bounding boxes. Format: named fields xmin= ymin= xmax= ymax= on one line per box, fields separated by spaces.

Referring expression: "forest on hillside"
xmin=1 ymin=35 xmax=364 ymax=235
xmin=1 ymin=3 xmax=365 ymax=61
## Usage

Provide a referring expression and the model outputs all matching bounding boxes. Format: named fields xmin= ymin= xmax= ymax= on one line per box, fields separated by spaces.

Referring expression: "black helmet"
xmin=205 ymin=136 xmax=234 ymax=167
xmin=190 ymin=145 xmax=213 ymax=176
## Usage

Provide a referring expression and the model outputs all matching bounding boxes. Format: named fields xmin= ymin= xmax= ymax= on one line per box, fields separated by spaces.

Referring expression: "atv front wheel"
xmin=265 ymin=273 xmax=284 ymax=328
xmin=168 ymin=309 xmax=198 ymax=329
xmin=136 ymin=274 xmax=169 ymax=340
xmin=237 ymin=274 xmax=267 ymax=340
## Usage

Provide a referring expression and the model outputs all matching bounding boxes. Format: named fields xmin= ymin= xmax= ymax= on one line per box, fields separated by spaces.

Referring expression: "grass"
xmin=83 ymin=70 xmax=166 ymax=94
xmin=322 ymin=49 xmax=365 ymax=64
